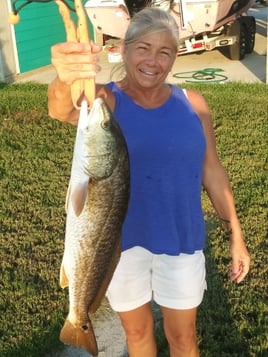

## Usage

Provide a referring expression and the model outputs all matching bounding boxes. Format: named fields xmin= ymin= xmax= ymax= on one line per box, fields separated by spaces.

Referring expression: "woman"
xmin=48 ymin=8 xmax=250 ymax=357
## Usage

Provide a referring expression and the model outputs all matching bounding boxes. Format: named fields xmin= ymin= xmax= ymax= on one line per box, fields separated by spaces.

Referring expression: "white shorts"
xmin=106 ymin=246 xmax=207 ymax=312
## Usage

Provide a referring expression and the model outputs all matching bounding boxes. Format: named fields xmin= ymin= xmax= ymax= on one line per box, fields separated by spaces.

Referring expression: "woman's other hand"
xmin=229 ymin=236 xmax=250 ymax=283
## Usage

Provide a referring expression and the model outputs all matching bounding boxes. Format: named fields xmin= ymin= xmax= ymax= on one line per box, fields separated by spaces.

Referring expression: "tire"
xmin=227 ymin=19 xmax=246 ymax=60
xmin=245 ymin=19 xmax=256 ymax=54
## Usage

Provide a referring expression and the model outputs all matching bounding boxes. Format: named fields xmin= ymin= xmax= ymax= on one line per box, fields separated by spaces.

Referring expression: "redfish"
xmin=59 ymin=98 xmax=129 ymax=356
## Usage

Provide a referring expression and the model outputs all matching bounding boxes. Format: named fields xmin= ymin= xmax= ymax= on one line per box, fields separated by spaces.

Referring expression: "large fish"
xmin=59 ymin=98 xmax=130 ymax=356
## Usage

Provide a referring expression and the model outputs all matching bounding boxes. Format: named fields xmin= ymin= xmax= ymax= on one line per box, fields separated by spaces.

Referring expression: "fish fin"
xmin=60 ymin=318 xmax=98 ymax=356
xmin=71 ymin=179 xmax=90 ymax=217
xmin=90 ymin=240 xmax=121 ymax=313
xmin=59 ymin=262 xmax=69 ymax=289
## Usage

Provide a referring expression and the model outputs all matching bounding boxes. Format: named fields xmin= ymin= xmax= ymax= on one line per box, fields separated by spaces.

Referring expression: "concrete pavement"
xmin=14 ymin=39 xmax=266 ymax=85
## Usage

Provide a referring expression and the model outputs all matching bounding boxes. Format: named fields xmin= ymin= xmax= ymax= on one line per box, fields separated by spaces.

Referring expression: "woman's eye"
xmin=160 ymin=51 xmax=171 ymax=57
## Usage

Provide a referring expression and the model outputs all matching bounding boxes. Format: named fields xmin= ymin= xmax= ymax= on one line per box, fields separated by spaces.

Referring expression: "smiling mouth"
xmin=140 ymin=69 xmax=157 ymax=76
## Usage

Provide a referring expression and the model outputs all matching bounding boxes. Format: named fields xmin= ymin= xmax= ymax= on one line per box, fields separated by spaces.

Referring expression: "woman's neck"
xmin=117 ymin=78 xmax=172 ymax=109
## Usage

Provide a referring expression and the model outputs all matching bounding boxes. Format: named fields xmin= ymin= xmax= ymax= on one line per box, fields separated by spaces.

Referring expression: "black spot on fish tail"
xmin=60 ymin=318 xmax=98 ymax=356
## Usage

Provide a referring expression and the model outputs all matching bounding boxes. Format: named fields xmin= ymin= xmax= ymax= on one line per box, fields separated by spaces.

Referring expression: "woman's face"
xmin=122 ymin=31 xmax=177 ymax=89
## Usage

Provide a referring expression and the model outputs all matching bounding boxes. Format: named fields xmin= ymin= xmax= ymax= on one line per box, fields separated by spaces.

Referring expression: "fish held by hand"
xmin=59 ymin=98 xmax=130 ymax=356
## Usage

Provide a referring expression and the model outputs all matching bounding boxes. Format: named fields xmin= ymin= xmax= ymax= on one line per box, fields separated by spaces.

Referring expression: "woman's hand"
xmin=229 ymin=236 xmax=250 ymax=283
xmin=51 ymin=41 xmax=101 ymax=85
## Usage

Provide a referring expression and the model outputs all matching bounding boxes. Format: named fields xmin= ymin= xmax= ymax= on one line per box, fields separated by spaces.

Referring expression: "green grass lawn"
xmin=0 ymin=82 xmax=267 ymax=356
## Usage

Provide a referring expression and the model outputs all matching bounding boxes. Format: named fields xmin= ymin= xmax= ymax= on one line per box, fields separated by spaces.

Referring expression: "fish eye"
xmin=101 ymin=119 xmax=109 ymax=130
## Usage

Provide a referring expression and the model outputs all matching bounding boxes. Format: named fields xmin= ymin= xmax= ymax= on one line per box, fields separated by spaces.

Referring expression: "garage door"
xmin=12 ymin=0 xmax=94 ymax=73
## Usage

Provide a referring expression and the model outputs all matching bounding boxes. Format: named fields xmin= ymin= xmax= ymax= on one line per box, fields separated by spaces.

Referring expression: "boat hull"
xmin=85 ymin=0 xmax=255 ymax=40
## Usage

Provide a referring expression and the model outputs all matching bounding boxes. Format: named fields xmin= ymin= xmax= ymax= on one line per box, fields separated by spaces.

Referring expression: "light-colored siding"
xmin=1 ymin=1 xmax=17 ymax=80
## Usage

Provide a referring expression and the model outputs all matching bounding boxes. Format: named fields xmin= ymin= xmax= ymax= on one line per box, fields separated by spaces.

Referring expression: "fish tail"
xmin=60 ymin=318 xmax=98 ymax=356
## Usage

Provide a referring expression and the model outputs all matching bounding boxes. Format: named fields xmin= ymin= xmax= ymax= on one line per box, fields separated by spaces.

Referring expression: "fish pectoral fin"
xmin=89 ymin=240 xmax=121 ymax=314
xmin=71 ymin=179 xmax=90 ymax=217
xmin=59 ymin=263 xmax=69 ymax=289
xmin=60 ymin=318 xmax=98 ymax=356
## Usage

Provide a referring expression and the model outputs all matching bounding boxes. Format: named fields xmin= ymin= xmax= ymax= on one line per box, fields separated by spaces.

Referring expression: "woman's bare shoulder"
xmin=184 ymin=88 xmax=212 ymax=126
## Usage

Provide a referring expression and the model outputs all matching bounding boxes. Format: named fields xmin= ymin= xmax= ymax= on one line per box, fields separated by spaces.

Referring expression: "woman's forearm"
xmin=48 ymin=76 xmax=79 ymax=125
xmin=204 ymin=165 xmax=243 ymax=240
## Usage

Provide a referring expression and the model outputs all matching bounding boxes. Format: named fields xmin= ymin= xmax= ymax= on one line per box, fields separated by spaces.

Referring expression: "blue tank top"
xmin=107 ymin=82 xmax=206 ymax=255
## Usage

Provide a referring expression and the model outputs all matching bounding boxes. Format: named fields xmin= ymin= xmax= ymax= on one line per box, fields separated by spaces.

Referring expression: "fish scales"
xmin=59 ymin=98 xmax=130 ymax=356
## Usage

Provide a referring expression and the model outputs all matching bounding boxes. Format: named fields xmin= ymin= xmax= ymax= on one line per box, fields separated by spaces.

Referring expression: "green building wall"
xmin=12 ymin=1 xmax=94 ymax=73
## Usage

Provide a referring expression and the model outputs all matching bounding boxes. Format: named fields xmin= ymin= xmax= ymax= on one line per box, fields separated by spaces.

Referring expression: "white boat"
xmin=85 ymin=0 xmax=256 ymax=59
xmin=169 ymin=0 xmax=256 ymax=40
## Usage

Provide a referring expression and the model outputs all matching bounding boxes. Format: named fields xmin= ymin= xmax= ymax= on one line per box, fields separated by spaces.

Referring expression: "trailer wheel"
xmin=245 ymin=19 xmax=256 ymax=54
xmin=227 ymin=19 xmax=246 ymax=60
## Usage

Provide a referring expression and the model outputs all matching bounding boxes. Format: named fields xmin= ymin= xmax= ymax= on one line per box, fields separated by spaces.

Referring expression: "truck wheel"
xmin=245 ymin=19 xmax=256 ymax=54
xmin=227 ymin=19 xmax=246 ymax=60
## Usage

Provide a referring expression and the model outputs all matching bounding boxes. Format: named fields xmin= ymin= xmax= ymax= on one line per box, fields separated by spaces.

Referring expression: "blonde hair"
xmin=124 ymin=8 xmax=179 ymax=50
xmin=110 ymin=8 xmax=179 ymax=81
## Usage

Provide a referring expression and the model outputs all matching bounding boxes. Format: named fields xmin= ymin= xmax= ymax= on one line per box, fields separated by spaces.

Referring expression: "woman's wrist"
xmin=220 ymin=216 xmax=244 ymax=241
xmin=48 ymin=76 xmax=78 ymax=123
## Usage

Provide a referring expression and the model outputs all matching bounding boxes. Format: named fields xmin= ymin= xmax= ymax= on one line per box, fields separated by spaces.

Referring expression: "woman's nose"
xmin=145 ymin=51 xmax=157 ymax=65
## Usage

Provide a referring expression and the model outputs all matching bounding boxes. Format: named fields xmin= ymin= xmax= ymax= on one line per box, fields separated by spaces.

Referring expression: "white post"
xmin=0 ymin=49 xmax=5 ymax=82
